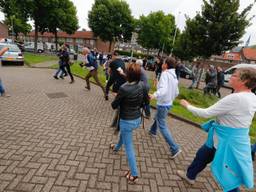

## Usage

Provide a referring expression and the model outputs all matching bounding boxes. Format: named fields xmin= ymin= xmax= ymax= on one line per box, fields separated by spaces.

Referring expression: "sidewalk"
xmin=0 ymin=66 xmax=254 ymax=192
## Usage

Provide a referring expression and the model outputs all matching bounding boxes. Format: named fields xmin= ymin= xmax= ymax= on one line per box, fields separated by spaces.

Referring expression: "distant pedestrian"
xmin=148 ymin=57 xmax=181 ymax=159
xmin=175 ymin=60 xmax=183 ymax=80
xmin=154 ymin=56 xmax=163 ymax=81
xmin=188 ymin=63 xmax=200 ymax=89
xmin=0 ymin=47 xmax=10 ymax=97
xmin=136 ymin=59 xmax=151 ymax=118
xmin=110 ymin=63 xmax=150 ymax=184
xmin=178 ymin=67 xmax=256 ymax=192
xmin=81 ymin=47 xmax=105 ymax=97
xmin=216 ymin=66 xmax=224 ymax=98
xmin=203 ymin=65 xmax=217 ymax=95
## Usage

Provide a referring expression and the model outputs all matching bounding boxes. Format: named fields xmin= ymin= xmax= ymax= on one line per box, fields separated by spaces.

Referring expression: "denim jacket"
xmin=201 ymin=120 xmax=254 ymax=191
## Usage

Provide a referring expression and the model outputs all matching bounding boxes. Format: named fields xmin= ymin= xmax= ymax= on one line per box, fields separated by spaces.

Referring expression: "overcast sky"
xmin=1 ymin=0 xmax=255 ymax=45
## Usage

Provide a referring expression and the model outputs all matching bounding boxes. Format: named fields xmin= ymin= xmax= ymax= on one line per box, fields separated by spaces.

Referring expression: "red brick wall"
xmin=0 ymin=23 xmax=8 ymax=39
xmin=95 ymin=38 xmax=114 ymax=53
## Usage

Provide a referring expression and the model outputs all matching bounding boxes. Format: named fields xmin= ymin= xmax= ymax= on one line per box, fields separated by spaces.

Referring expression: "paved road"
xmin=0 ymin=66 xmax=254 ymax=192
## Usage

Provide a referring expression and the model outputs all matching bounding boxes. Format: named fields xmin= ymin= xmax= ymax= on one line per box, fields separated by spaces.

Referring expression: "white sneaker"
xmin=170 ymin=149 xmax=182 ymax=159
xmin=177 ymin=170 xmax=195 ymax=185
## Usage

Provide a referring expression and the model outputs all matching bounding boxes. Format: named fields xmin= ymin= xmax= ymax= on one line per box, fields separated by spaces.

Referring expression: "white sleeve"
xmin=186 ymin=94 xmax=239 ymax=118
xmin=153 ymin=73 xmax=167 ymax=99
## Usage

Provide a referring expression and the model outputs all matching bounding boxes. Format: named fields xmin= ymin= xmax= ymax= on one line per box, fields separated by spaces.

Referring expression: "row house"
xmin=22 ymin=31 xmax=114 ymax=53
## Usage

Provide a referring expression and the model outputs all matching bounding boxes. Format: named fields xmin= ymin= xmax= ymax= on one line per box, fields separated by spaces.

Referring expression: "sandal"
xmin=124 ymin=170 xmax=138 ymax=184
xmin=124 ymin=170 xmax=130 ymax=178
xmin=127 ymin=174 xmax=138 ymax=184
xmin=110 ymin=143 xmax=118 ymax=152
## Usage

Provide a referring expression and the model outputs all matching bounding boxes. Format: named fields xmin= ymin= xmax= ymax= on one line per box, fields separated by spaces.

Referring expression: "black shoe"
xmin=64 ymin=73 xmax=68 ymax=77
xmin=59 ymin=76 xmax=64 ymax=79
xmin=53 ymin=76 xmax=58 ymax=79
xmin=105 ymin=95 xmax=108 ymax=100
xmin=79 ymin=63 xmax=84 ymax=68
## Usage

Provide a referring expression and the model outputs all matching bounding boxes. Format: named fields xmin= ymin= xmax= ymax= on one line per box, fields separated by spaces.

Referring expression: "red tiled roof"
xmin=28 ymin=31 xmax=96 ymax=39
xmin=242 ymin=48 xmax=256 ymax=60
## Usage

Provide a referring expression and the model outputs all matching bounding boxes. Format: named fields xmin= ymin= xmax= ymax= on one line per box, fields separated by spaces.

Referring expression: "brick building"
xmin=0 ymin=22 xmax=8 ymax=39
xmin=23 ymin=31 xmax=114 ymax=53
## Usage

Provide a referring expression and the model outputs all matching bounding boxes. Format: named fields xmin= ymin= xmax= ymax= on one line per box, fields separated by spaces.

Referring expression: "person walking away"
xmin=105 ymin=50 xmax=126 ymax=101
xmin=136 ymin=59 xmax=151 ymax=118
xmin=154 ymin=56 xmax=163 ymax=81
xmin=188 ymin=63 xmax=200 ymax=89
xmin=103 ymin=57 xmax=111 ymax=83
xmin=175 ymin=61 xmax=183 ymax=80
xmin=110 ymin=63 xmax=150 ymax=184
xmin=216 ymin=66 xmax=224 ymax=98
xmin=203 ymin=65 xmax=217 ymax=95
xmin=81 ymin=47 xmax=105 ymax=97
xmin=148 ymin=57 xmax=181 ymax=158
xmin=178 ymin=67 xmax=256 ymax=192
xmin=0 ymin=47 xmax=10 ymax=97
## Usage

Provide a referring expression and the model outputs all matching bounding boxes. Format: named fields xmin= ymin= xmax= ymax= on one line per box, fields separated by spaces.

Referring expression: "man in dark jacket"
xmin=105 ymin=50 xmax=126 ymax=100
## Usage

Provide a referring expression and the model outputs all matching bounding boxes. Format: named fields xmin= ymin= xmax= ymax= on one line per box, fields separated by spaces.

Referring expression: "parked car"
xmin=180 ymin=66 xmax=193 ymax=79
xmin=0 ymin=42 xmax=24 ymax=65
xmin=223 ymin=63 xmax=256 ymax=87
xmin=24 ymin=42 xmax=44 ymax=53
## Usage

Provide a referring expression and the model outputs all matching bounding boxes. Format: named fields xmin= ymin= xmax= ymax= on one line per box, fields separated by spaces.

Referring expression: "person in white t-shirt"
xmin=177 ymin=67 xmax=256 ymax=192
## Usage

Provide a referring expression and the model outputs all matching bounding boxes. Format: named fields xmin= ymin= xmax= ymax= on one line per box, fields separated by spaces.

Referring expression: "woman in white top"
xmin=177 ymin=67 xmax=256 ymax=192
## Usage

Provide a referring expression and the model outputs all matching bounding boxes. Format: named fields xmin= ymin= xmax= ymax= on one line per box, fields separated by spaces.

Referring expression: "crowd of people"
xmin=1 ymin=44 xmax=256 ymax=191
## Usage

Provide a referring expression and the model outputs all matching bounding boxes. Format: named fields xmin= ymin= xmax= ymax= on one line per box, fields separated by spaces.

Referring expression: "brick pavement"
xmin=0 ymin=66 xmax=255 ymax=192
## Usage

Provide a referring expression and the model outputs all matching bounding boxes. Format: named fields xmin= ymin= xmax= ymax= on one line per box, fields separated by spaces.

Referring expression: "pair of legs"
xmin=114 ymin=118 xmax=141 ymax=177
xmin=215 ymin=85 xmax=222 ymax=98
xmin=85 ymin=69 xmax=105 ymax=95
xmin=183 ymin=144 xmax=239 ymax=192
xmin=188 ymin=77 xmax=197 ymax=89
xmin=54 ymin=62 xmax=67 ymax=79
xmin=63 ymin=64 xmax=74 ymax=83
xmin=149 ymin=105 xmax=180 ymax=156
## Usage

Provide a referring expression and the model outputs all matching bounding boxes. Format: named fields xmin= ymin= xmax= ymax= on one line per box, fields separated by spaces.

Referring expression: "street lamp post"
xmin=170 ymin=12 xmax=181 ymax=56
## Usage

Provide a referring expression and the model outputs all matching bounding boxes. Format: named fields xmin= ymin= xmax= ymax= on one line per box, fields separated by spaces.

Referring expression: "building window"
xmin=76 ymin=38 xmax=84 ymax=44
xmin=66 ymin=38 xmax=73 ymax=43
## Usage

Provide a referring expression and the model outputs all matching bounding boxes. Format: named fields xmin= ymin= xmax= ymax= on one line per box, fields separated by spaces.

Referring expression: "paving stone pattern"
xmin=0 ymin=66 xmax=255 ymax=192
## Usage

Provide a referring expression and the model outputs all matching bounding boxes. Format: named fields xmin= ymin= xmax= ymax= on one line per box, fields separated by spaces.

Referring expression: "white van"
xmin=224 ymin=63 xmax=256 ymax=87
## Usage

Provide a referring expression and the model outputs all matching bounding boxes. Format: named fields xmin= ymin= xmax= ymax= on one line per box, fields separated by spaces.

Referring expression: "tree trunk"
xmin=108 ymin=41 xmax=112 ymax=53
xmin=34 ymin=23 xmax=38 ymax=53
xmin=54 ymin=30 xmax=58 ymax=52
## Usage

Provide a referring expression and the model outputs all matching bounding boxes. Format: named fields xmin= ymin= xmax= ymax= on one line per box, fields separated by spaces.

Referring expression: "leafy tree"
xmin=176 ymin=0 xmax=254 ymax=59
xmin=88 ymin=0 xmax=134 ymax=52
xmin=137 ymin=11 xmax=176 ymax=55
xmin=42 ymin=0 xmax=78 ymax=51
xmin=0 ymin=0 xmax=31 ymax=38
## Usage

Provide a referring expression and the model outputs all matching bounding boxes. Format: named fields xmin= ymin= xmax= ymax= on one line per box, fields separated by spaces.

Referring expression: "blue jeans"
xmin=0 ymin=79 xmax=5 ymax=95
xmin=149 ymin=105 xmax=179 ymax=155
xmin=115 ymin=117 xmax=141 ymax=177
xmin=187 ymin=144 xmax=239 ymax=192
